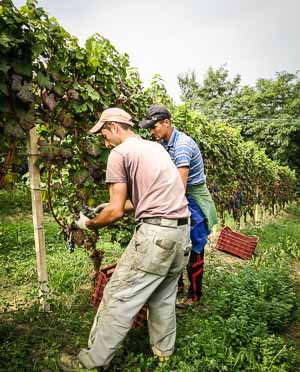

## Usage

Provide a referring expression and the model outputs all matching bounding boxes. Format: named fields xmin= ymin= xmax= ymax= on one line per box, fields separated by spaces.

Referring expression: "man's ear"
xmin=164 ymin=119 xmax=171 ymax=127
xmin=110 ymin=122 xmax=118 ymax=133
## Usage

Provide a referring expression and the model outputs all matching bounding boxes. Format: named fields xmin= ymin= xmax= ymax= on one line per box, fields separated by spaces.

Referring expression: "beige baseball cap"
xmin=89 ymin=108 xmax=134 ymax=133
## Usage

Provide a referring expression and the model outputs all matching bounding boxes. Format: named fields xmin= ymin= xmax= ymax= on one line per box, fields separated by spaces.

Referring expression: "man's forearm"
xmin=177 ymin=167 xmax=189 ymax=191
xmin=96 ymin=200 xmax=134 ymax=213
xmin=86 ymin=205 xmax=124 ymax=230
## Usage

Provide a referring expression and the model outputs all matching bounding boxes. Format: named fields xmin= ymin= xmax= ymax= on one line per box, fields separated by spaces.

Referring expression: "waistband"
xmin=140 ymin=217 xmax=189 ymax=227
xmin=187 ymin=180 xmax=206 ymax=190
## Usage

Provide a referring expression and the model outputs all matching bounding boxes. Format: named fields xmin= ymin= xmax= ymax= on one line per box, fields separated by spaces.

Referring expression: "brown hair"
xmin=102 ymin=121 xmax=133 ymax=131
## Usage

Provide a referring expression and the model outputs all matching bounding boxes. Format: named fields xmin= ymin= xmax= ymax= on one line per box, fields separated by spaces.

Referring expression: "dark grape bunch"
xmin=68 ymin=240 xmax=75 ymax=253
xmin=63 ymin=230 xmax=75 ymax=253
xmin=82 ymin=206 xmax=97 ymax=219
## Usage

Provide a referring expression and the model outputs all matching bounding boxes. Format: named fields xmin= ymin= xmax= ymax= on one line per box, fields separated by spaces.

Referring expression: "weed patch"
xmin=0 ymin=196 xmax=299 ymax=371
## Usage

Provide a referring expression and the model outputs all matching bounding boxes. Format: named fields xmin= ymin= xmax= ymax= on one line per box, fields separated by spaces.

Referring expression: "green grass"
xmin=241 ymin=205 xmax=300 ymax=255
xmin=0 ymin=191 xmax=299 ymax=371
xmin=0 ymin=189 xmax=32 ymax=216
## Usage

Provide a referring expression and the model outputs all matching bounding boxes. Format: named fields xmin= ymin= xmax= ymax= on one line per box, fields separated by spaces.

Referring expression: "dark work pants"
xmin=178 ymin=250 xmax=204 ymax=301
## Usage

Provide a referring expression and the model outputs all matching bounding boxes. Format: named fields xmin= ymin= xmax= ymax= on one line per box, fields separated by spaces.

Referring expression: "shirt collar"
xmin=162 ymin=127 xmax=178 ymax=148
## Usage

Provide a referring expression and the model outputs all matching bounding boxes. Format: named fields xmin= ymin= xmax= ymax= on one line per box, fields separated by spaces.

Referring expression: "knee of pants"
xmin=95 ymin=301 xmax=137 ymax=330
xmin=148 ymin=301 xmax=176 ymax=319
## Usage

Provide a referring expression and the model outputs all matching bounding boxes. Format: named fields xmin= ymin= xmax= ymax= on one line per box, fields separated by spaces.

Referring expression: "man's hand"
xmin=75 ymin=212 xmax=90 ymax=230
xmin=94 ymin=202 xmax=109 ymax=212
xmin=86 ymin=183 xmax=127 ymax=230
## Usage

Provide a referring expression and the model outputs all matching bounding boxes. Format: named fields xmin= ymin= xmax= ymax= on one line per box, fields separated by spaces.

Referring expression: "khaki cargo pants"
xmin=78 ymin=220 xmax=191 ymax=369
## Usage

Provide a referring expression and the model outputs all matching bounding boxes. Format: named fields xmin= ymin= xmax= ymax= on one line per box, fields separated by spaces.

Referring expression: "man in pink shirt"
xmin=59 ymin=108 xmax=191 ymax=371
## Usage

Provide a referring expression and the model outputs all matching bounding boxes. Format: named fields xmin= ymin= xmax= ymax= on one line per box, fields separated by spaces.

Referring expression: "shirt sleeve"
xmin=105 ymin=150 xmax=127 ymax=183
xmin=173 ymin=138 xmax=195 ymax=168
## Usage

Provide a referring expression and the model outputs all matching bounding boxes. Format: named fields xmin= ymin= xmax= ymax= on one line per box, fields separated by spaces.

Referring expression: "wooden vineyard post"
xmin=27 ymin=127 xmax=50 ymax=311
xmin=260 ymin=206 xmax=264 ymax=223
xmin=255 ymin=204 xmax=259 ymax=225
xmin=254 ymin=187 xmax=259 ymax=226
xmin=210 ymin=224 xmax=218 ymax=240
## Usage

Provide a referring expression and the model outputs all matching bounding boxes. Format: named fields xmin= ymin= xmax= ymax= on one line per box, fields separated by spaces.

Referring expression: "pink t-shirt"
xmin=105 ymin=136 xmax=189 ymax=220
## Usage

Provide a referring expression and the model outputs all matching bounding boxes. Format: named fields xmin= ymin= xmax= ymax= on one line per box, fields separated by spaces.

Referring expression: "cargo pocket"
xmin=135 ymin=229 xmax=177 ymax=276
xmin=171 ymin=233 xmax=192 ymax=274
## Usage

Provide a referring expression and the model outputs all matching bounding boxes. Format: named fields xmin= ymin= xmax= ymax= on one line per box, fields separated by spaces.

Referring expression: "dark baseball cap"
xmin=139 ymin=104 xmax=171 ymax=129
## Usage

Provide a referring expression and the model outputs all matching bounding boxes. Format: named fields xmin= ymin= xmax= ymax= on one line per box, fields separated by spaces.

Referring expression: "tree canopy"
xmin=0 ymin=1 xmax=297 ymax=260
xmin=178 ymin=67 xmax=300 ymax=181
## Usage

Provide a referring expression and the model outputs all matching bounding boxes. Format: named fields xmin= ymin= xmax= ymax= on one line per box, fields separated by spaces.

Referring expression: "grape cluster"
xmin=68 ymin=240 xmax=75 ymax=253
xmin=82 ymin=206 xmax=97 ymax=219
xmin=64 ymin=231 xmax=75 ymax=253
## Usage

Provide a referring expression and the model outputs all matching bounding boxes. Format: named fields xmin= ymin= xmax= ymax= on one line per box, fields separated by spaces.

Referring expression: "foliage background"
xmin=0 ymin=191 xmax=299 ymax=371
xmin=0 ymin=2 xmax=299 ymax=371
xmin=0 ymin=1 xmax=297 ymax=248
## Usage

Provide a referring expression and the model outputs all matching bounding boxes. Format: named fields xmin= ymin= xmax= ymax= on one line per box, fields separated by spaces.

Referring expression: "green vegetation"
xmin=0 ymin=3 xmax=299 ymax=369
xmin=178 ymin=67 xmax=300 ymax=181
xmin=0 ymin=1 xmax=297 ymax=275
xmin=173 ymin=105 xmax=297 ymax=223
xmin=0 ymin=192 xmax=299 ymax=371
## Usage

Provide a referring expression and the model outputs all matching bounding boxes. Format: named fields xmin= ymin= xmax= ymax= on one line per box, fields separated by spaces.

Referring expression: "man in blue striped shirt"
xmin=140 ymin=104 xmax=218 ymax=304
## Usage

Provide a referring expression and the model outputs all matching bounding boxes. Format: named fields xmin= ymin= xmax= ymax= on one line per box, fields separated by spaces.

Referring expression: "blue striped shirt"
xmin=162 ymin=128 xmax=206 ymax=186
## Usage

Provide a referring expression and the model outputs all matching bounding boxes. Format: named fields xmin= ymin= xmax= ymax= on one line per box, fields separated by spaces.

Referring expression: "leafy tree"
xmin=177 ymin=70 xmax=200 ymax=108
xmin=145 ymin=74 xmax=174 ymax=108
xmin=237 ymin=73 xmax=300 ymax=178
xmin=0 ymin=1 xmax=297 ymax=280
xmin=178 ymin=67 xmax=300 ymax=182
xmin=178 ymin=66 xmax=241 ymax=117
xmin=0 ymin=0 xmax=153 ymax=277
xmin=172 ymin=104 xmax=297 ymax=222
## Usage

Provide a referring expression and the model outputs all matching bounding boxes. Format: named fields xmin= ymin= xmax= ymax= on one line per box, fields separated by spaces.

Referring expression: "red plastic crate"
xmin=216 ymin=227 xmax=259 ymax=260
xmin=92 ymin=263 xmax=147 ymax=328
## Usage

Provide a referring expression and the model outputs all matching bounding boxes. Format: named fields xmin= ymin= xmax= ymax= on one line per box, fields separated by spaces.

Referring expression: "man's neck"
xmin=120 ymin=131 xmax=135 ymax=143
